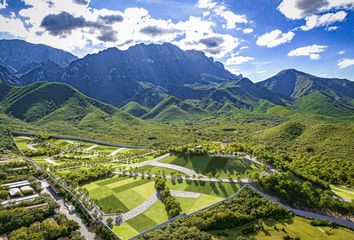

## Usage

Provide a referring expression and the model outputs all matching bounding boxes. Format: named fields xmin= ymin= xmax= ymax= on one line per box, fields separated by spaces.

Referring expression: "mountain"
xmin=58 ymin=43 xmax=241 ymax=107
xmin=0 ymin=39 xmax=77 ymax=72
xmin=142 ymin=96 xmax=205 ymax=120
xmin=257 ymin=69 xmax=354 ymax=100
xmin=10 ymin=42 xmax=287 ymax=115
xmin=257 ymin=69 xmax=354 ymax=116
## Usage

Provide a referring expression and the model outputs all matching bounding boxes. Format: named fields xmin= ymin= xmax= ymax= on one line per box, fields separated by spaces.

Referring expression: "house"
xmin=9 ymin=188 xmax=21 ymax=197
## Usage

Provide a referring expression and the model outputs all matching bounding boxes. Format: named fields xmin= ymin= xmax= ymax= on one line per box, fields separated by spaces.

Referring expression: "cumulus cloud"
xmin=243 ymin=28 xmax=254 ymax=34
xmin=301 ymin=11 xmax=347 ymax=31
xmin=198 ymin=0 xmax=247 ymax=29
xmin=98 ymin=14 xmax=124 ymax=24
xmin=278 ymin=0 xmax=354 ymax=20
xmin=73 ymin=0 xmax=89 ymax=5
xmin=0 ymin=0 xmax=7 ymax=9
xmin=338 ymin=50 xmax=345 ymax=55
xmin=199 ymin=37 xmax=224 ymax=48
xmin=140 ymin=25 xmax=180 ymax=37
xmin=288 ymin=44 xmax=328 ymax=60
xmin=40 ymin=12 xmax=90 ymax=36
xmin=256 ymin=29 xmax=295 ymax=48
xmin=337 ymin=58 xmax=354 ymax=69
xmin=0 ymin=0 xmax=240 ymax=59
xmin=226 ymin=55 xmax=254 ymax=65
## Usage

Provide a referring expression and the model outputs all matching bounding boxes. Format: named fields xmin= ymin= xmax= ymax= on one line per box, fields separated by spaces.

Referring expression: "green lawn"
xmin=111 ymin=180 xmax=235 ymax=240
xmin=161 ymin=155 xmax=263 ymax=177
xmin=13 ymin=137 xmax=31 ymax=150
xmin=166 ymin=179 xmax=240 ymax=198
xmin=135 ymin=165 xmax=183 ymax=175
xmin=209 ymin=216 xmax=354 ymax=240
xmin=113 ymin=200 xmax=168 ymax=240
xmin=83 ymin=176 xmax=155 ymax=213
xmin=330 ymin=185 xmax=354 ymax=202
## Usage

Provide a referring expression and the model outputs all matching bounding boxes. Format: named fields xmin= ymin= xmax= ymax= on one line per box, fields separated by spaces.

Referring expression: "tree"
xmin=106 ymin=217 xmax=113 ymax=228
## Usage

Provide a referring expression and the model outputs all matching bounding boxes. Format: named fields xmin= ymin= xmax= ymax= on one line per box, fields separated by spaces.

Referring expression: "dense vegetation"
xmin=155 ymin=177 xmax=182 ymax=218
xmin=258 ymin=172 xmax=354 ymax=216
xmin=139 ymin=188 xmax=291 ymax=239
xmin=63 ymin=165 xmax=113 ymax=186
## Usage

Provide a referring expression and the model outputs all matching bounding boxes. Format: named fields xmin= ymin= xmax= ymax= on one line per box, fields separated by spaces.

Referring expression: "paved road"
xmin=104 ymin=190 xmax=204 ymax=223
xmin=247 ymin=185 xmax=354 ymax=229
xmin=113 ymin=171 xmax=251 ymax=183
xmin=27 ymin=143 xmax=37 ymax=151
xmin=170 ymin=190 xmax=200 ymax=198
xmin=41 ymin=180 xmax=97 ymax=240
xmin=109 ymin=148 xmax=126 ymax=156
xmin=84 ymin=144 xmax=98 ymax=152
xmin=43 ymin=157 xmax=59 ymax=165
xmin=18 ymin=136 xmax=32 ymax=140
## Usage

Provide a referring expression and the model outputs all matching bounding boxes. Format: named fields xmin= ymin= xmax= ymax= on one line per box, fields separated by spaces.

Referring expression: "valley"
xmin=0 ymin=39 xmax=353 ymax=240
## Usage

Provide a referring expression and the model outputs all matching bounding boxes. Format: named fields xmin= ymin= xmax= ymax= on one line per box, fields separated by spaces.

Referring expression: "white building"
xmin=9 ymin=188 xmax=21 ymax=197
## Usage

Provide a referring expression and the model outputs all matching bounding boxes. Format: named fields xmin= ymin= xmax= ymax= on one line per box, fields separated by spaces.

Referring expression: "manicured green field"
xmin=83 ymin=176 xmax=156 ymax=213
xmin=161 ymin=155 xmax=263 ymax=177
xmin=136 ymin=165 xmax=183 ymax=175
xmin=166 ymin=179 xmax=240 ymax=198
xmin=113 ymin=200 xmax=168 ymax=240
xmin=111 ymin=179 xmax=235 ymax=240
xmin=330 ymin=185 xmax=354 ymax=202
xmin=13 ymin=137 xmax=31 ymax=150
xmin=209 ymin=216 xmax=354 ymax=240
xmin=90 ymin=145 xmax=119 ymax=155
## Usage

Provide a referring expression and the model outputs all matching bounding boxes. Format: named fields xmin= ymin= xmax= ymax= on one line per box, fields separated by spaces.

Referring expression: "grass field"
xmin=83 ymin=176 xmax=156 ymax=213
xmin=13 ymin=137 xmax=31 ymax=150
xmin=160 ymin=155 xmax=263 ymax=177
xmin=110 ymin=179 xmax=239 ymax=240
xmin=83 ymin=175 xmax=240 ymax=214
xmin=330 ymin=185 xmax=354 ymax=202
xmin=209 ymin=216 xmax=354 ymax=240
xmin=113 ymin=200 xmax=168 ymax=240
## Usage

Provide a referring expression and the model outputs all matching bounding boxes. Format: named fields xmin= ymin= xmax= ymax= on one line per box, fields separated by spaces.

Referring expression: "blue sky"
xmin=0 ymin=0 xmax=353 ymax=81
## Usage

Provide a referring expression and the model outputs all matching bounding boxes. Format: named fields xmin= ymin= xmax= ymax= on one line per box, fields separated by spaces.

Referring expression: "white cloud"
xmin=243 ymin=28 xmax=254 ymax=34
xmin=0 ymin=0 xmax=240 ymax=58
xmin=0 ymin=0 xmax=7 ymax=9
xmin=326 ymin=26 xmax=338 ymax=31
xmin=338 ymin=50 xmax=345 ymax=55
xmin=0 ymin=14 xmax=28 ymax=38
xmin=198 ymin=0 xmax=247 ymax=29
xmin=256 ymin=71 xmax=266 ymax=74
xmin=226 ymin=55 xmax=254 ymax=65
xmin=301 ymin=11 xmax=347 ymax=31
xmin=256 ymin=29 xmax=295 ymax=48
xmin=240 ymin=46 xmax=249 ymax=50
xmin=337 ymin=58 xmax=354 ymax=69
xmin=288 ymin=44 xmax=328 ymax=60
xmin=278 ymin=0 xmax=353 ymax=20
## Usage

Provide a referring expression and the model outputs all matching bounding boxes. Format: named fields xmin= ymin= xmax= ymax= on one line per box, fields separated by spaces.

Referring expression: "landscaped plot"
xmin=113 ymin=200 xmax=168 ymax=240
xmin=330 ymin=185 xmax=354 ymax=202
xmin=167 ymin=179 xmax=240 ymax=198
xmin=111 ymin=179 xmax=239 ymax=240
xmin=209 ymin=216 xmax=354 ymax=240
xmin=160 ymin=155 xmax=263 ymax=177
xmin=13 ymin=137 xmax=32 ymax=150
xmin=90 ymin=145 xmax=120 ymax=155
xmin=135 ymin=165 xmax=183 ymax=175
xmin=83 ymin=176 xmax=156 ymax=213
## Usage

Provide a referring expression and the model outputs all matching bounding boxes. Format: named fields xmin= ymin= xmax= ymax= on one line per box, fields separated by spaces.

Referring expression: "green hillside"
xmin=121 ymin=101 xmax=149 ymax=117
xmin=143 ymin=96 xmax=205 ymax=119
xmin=0 ymin=82 xmax=193 ymax=147
xmin=296 ymin=91 xmax=354 ymax=116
